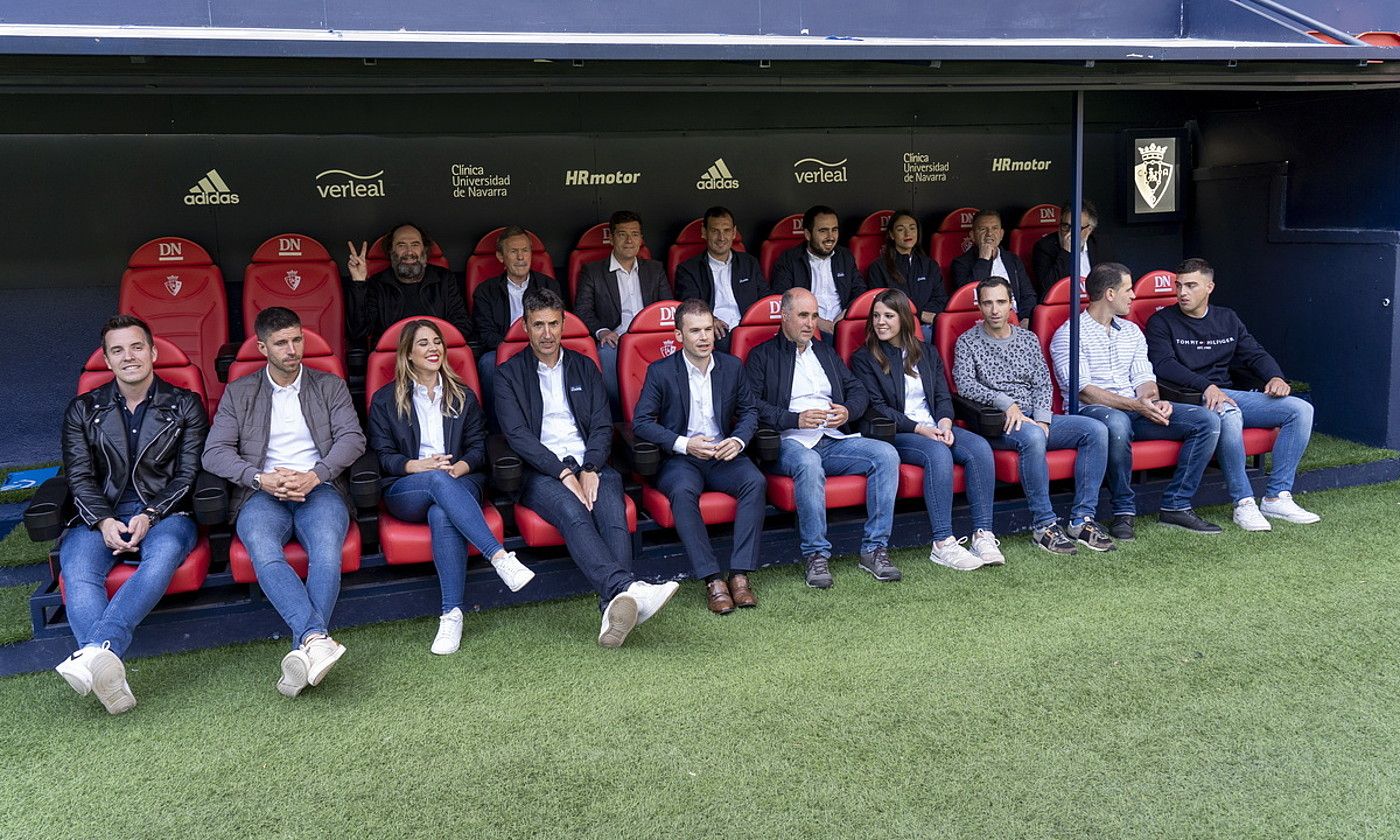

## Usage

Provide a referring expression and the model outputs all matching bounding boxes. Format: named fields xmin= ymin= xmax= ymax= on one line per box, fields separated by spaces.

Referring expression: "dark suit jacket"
xmin=367 ymin=380 xmax=488 ymax=492
xmin=745 ymin=332 xmax=869 ymax=432
xmin=494 ymin=347 xmax=612 ymax=480
xmin=1031 ymin=233 xmax=1102 ymax=298
xmin=347 ymin=264 xmax=472 ymax=346
xmin=865 ymin=251 xmax=949 ymax=320
xmin=632 ymin=351 xmax=757 ymax=456
xmin=472 ymin=271 xmax=562 ymax=349
xmin=574 ymin=257 xmax=669 ymax=338
xmin=850 ymin=342 xmax=955 ymax=434
xmin=949 ymin=248 xmax=1039 ymax=317
xmin=769 ymin=244 xmax=865 ymax=313
xmin=673 ymin=251 xmax=766 ymax=323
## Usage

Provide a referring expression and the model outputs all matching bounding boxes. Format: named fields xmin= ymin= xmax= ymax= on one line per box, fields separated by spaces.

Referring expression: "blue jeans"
xmin=655 ymin=454 xmax=767 ymax=578
xmin=477 ymin=350 xmax=499 ymax=433
xmin=519 ymin=466 xmax=634 ymax=609
xmin=1079 ymin=402 xmax=1221 ymax=515
xmin=774 ymin=435 xmax=900 ymax=558
xmin=597 ymin=343 xmax=621 ymax=417
xmin=383 ymin=470 xmax=504 ymax=614
xmin=59 ymin=500 xmax=197 ymax=656
xmin=893 ymin=427 xmax=996 ymax=541
xmin=236 ymin=484 xmax=350 ymax=647
xmin=1216 ymin=389 xmax=1314 ymax=501
xmin=987 ymin=414 xmax=1108 ymax=528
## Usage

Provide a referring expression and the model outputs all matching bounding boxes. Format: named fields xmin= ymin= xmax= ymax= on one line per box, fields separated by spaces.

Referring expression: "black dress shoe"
xmin=1159 ymin=508 xmax=1223 ymax=534
xmin=1109 ymin=514 xmax=1136 ymax=541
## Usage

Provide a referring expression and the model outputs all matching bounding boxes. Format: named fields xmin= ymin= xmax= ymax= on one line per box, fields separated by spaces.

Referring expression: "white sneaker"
xmin=277 ymin=649 xmax=312 ymax=698
xmin=55 ymin=647 xmax=97 ymax=696
xmin=85 ymin=645 xmax=136 ymax=715
xmin=490 ymin=550 xmax=536 ymax=593
xmin=628 ymin=580 xmax=680 ymax=625
xmin=929 ymin=536 xmax=985 ymax=571
xmin=598 ymin=593 xmax=639 ymax=648
xmin=1260 ymin=492 xmax=1321 ymax=525
xmin=304 ymin=636 xmax=347 ymax=686
xmin=431 ymin=608 xmax=464 ymax=655
xmin=970 ymin=530 xmax=1006 ymax=566
xmin=1233 ymin=498 xmax=1272 ymax=532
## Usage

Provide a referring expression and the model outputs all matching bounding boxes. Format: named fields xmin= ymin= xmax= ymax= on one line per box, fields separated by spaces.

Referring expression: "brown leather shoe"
xmin=729 ymin=573 xmax=757 ymax=608
xmin=706 ymin=579 xmax=735 ymax=615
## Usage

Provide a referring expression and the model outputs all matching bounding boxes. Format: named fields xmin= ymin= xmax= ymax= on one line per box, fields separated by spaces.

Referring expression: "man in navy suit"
xmin=949 ymin=209 xmax=1038 ymax=320
xmin=495 ymin=287 xmax=678 ymax=647
xmin=632 ymin=299 xmax=767 ymax=614
xmin=471 ymin=225 xmax=562 ymax=419
xmin=769 ymin=205 xmax=865 ymax=337
xmin=673 ymin=207 xmax=766 ymax=354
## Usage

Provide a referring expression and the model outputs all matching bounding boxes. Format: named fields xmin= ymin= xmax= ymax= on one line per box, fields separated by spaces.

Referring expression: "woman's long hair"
xmin=863 ymin=288 xmax=922 ymax=378
xmin=876 ymin=209 xmax=921 ymax=289
xmin=394 ymin=319 xmax=471 ymax=420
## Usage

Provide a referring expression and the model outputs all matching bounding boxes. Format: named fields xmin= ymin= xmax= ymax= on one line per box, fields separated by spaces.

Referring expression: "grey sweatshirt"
xmin=952 ymin=323 xmax=1055 ymax=423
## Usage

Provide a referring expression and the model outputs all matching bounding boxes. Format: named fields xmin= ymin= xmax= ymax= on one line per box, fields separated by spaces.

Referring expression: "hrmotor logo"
xmin=184 ymin=169 xmax=239 ymax=205
xmin=793 ymin=157 xmax=848 ymax=184
xmin=316 ymin=169 xmax=385 ymax=199
xmin=991 ymin=157 xmax=1053 ymax=172
xmin=696 ymin=158 xmax=740 ymax=191
xmin=564 ymin=168 xmax=641 ymax=187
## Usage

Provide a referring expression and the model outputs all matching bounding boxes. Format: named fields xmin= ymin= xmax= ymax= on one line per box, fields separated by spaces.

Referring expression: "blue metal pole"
xmin=1067 ymin=89 xmax=1084 ymax=414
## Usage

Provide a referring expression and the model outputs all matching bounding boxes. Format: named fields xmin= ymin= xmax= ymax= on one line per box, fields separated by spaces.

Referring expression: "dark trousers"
xmin=519 ymin=466 xmax=634 ymax=608
xmin=655 ymin=454 xmax=767 ymax=579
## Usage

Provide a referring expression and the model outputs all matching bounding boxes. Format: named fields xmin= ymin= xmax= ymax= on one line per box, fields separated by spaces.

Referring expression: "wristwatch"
xmin=141 ymin=506 xmax=161 ymax=524
xmin=581 ymin=462 xmax=599 ymax=474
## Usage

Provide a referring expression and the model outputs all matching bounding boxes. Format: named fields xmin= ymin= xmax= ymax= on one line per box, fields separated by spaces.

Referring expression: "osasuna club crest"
xmin=164 ymin=275 xmax=182 ymax=296
xmin=284 ymin=269 xmax=302 ymax=291
xmin=1134 ymin=142 xmax=1174 ymax=209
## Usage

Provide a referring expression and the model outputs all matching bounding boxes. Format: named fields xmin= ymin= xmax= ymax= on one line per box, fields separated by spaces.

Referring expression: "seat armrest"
xmin=752 ymin=428 xmax=781 ymax=463
xmin=214 ymin=342 xmax=241 ymax=383
xmin=616 ymin=424 xmax=660 ymax=478
xmin=192 ymin=470 xmax=230 ymax=526
xmin=488 ymin=434 xmax=522 ymax=496
xmin=1157 ymin=382 xmax=1204 ymax=406
xmin=952 ymin=394 xmax=1007 ymax=439
xmin=346 ymin=347 xmax=368 ymax=380
xmin=349 ymin=451 xmax=380 ymax=510
xmin=866 ymin=416 xmax=897 ymax=443
xmin=23 ymin=476 xmax=71 ymax=542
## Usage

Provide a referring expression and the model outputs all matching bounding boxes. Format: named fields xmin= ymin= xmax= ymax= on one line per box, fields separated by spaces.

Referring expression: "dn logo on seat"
xmin=1153 ymin=275 xmax=1173 ymax=293
xmin=1038 ymin=207 xmax=1058 ymax=224
xmin=958 ymin=211 xmax=974 ymax=227
xmin=789 ymin=218 xmax=803 ymax=235
xmin=659 ymin=305 xmax=676 ymax=327
xmin=278 ymin=237 xmax=303 ymax=257
xmin=767 ymin=299 xmax=782 ymax=319
xmin=157 ymin=242 xmax=184 ymax=262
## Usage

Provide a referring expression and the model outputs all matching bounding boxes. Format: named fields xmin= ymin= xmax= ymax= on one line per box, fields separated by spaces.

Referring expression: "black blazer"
xmin=472 ymin=271 xmax=562 ymax=350
xmin=850 ymin=342 xmax=954 ymax=434
xmin=574 ymin=257 xmax=669 ymax=338
xmin=769 ymin=244 xmax=865 ymax=313
xmin=865 ymin=251 xmax=949 ymax=321
xmin=745 ymin=332 xmax=869 ymax=432
xmin=673 ymin=250 xmax=766 ymax=323
xmin=632 ymin=351 xmax=758 ymax=455
xmin=367 ymin=380 xmax=488 ymax=492
xmin=949 ymin=248 xmax=1039 ymax=317
xmin=494 ymin=347 xmax=612 ymax=480
xmin=1031 ymin=233 xmax=1102 ymax=298
xmin=348 ymin=264 xmax=473 ymax=346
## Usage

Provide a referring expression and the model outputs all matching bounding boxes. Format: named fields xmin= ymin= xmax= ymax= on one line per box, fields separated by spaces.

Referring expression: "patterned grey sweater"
xmin=952 ymin=323 xmax=1055 ymax=423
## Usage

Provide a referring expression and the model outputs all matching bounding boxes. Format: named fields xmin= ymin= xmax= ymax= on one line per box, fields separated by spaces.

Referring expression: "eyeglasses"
xmin=1059 ymin=223 xmax=1094 ymax=232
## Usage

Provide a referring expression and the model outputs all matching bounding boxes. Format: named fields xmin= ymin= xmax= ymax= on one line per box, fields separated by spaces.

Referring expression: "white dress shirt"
xmin=672 ymin=353 xmax=731 ymax=455
xmin=412 ymin=375 xmax=447 ymax=459
xmin=806 ymin=251 xmax=842 ymax=322
xmin=609 ymin=254 xmax=645 ymax=336
xmin=262 ymin=367 xmax=320 ymax=473
xmin=537 ymin=357 xmax=587 ymax=464
xmin=1077 ymin=244 xmax=1091 ymax=278
xmin=903 ymin=372 xmax=938 ymax=427
xmin=506 ymin=276 xmax=530 ymax=326
xmin=783 ymin=344 xmax=854 ymax=448
xmin=990 ymin=249 xmax=1009 ymax=283
xmin=708 ymin=253 xmax=743 ymax=328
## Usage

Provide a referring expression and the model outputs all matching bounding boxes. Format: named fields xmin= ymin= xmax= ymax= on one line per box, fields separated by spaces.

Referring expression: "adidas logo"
xmin=696 ymin=158 xmax=739 ymax=191
xmin=184 ymin=169 xmax=240 ymax=206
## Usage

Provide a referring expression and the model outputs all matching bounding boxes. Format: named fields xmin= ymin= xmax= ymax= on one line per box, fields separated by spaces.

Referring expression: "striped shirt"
xmin=1049 ymin=310 xmax=1154 ymax=401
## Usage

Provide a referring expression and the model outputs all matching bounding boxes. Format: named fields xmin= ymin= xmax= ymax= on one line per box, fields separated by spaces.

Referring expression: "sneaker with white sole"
xmin=55 ymin=647 xmax=97 ymax=696
xmin=84 ymin=645 xmax=136 ymax=715
xmin=1260 ymin=492 xmax=1321 ymax=525
xmin=490 ymin=550 xmax=536 ymax=592
xmin=598 ymin=592 xmax=639 ymax=648
xmin=304 ymin=636 xmax=346 ymax=686
xmin=628 ymin=580 xmax=680 ymax=625
xmin=277 ymin=649 xmax=312 ymax=698
xmin=970 ymin=530 xmax=1005 ymax=566
xmin=431 ymin=608 xmax=464 ymax=655
xmin=1232 ymin=498 xmax=1272 ymax=532
xmin=929 ymin=536 xmax=985 ymax=571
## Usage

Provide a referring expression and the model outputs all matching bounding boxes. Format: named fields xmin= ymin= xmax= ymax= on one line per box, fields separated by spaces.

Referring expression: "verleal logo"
xmin=793 ymin=157 xmax=848 ymax=184
xmin=164 ymin=275 xmax=183 ymax=297
xmin=185 ymin=169 xmax=239 ymax=205
xmin=696 ymin=158 xmax=739 ymax=190
xmin=284 ymin=269 xmax=302 ymax=292
xmin=565 ymin=169 xmax=641 ymax=186
xmin=316 ymin=169 xmax=386 ymax=199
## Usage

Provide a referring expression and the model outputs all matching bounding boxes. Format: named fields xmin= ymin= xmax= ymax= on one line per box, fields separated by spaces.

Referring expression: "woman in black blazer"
xmin=367 ymin=319 xmax=534 ymax=655
xmin=849 ymin=289 xmax=1002 ymax=570
xmin=863 ymin=209 xmax=948 ymax=342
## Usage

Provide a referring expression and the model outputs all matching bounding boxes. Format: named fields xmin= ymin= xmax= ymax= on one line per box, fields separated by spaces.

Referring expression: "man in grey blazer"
xmin=203 ymin=306 xmax=366 ymax=699
xmin=573 ymin=210 xmax=669 ymax=410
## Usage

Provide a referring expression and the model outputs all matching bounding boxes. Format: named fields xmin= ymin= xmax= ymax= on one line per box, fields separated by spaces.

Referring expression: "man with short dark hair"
xmin=203 ymin=306 xmax=366 ymax=698
xmin=769 ymin=205 xmax=865 ymax=336
xmin=673 ymin=207 xmax=766 ymax=353
xmin=346 ymin=222 xmax=472 ymax=345
xmin=495 ymin=288 xmax=679 ymax=647
xmin=950 ymin=209 xmax=1038 ymax=319
xmin=1032 ymin=201 xmax=1103 ymax=297
xmin=53 ymin=315 xmax=208 ymax=714
xmin=632 ymin=299 xmax=767 ymax=613
xmin=472 ymin=225 xmax=562 ymax=415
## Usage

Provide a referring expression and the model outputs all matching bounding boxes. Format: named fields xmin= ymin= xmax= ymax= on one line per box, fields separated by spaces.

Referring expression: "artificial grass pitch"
xmin=3 ymin=482 xmax=1400 ymax=839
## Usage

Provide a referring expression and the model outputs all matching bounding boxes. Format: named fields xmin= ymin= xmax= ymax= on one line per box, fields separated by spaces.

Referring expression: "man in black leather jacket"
xmin=345 ymin=222 xmax=472 ymax=346
xmin=54 ymin=314 xmax=208 ymax=714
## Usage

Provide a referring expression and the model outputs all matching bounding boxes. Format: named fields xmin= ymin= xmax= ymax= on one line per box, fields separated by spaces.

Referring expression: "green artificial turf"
xmin=1286 ymin=432 xmax=1398 ymax=473
xmin=0 ymin=525 xmax=50 ymax=569
xmin=0 ymin=584 xmax=36 ymax=646
xmin=2 ymin=481 xmax=1399 ymax=839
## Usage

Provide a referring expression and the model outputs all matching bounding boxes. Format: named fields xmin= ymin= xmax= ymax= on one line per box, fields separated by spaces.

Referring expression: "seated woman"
xmin=849 ymin=289 xmax=1003 ymax=570
xmin=864 ymin=209 xmax=948 ymax=342
xmin=368 ymin=319 xmax=534 ymax=655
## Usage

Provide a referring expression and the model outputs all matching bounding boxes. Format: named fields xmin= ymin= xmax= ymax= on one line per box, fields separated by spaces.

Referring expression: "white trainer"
xmin=598 ymin=593 xmax=639 ymax=648
xmin=55 ymin=647 xmax=97 ymax=696
xmin=628 ymin=580 xmax=680 ymax=625
xmin=929 ymin=536 xmax=985 ymax=571
xmin=304 ymin=636 xmax=347 ymax=686
xmin=431 ymin=608 xmax=464 ymax=655
xmin=1233 ymin=498 xmax=1273 ymax=532
xmin=970 ymin=530 xmax=1006 ymax=566
xmin=277 ymin=649 xmax=312 ymax=698
xmin=1260 ymin=492 xmax=1321 ymax=524
xmin=490 ymin=550 xmax=536 ymax=593
xmin=85 ymin=645 xmax=136 ymax=715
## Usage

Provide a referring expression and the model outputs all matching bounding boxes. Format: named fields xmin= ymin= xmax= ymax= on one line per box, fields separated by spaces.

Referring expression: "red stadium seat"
xmin=78 ymin=336 xmax=212 ymax=418
xmin=1360 ymin=31 xmax=1400 ymax=47
xmin=665 ymin=218 xmax=746 ymax=284
xmin=230 ymin=524 xmax=362 ymax=583
xmin=243 ymin=234 xmax=346 ymax=358
xmin=222 ymin=328 xmax=345 ymax=392
xmin=929 ymin=206 xmax=979 ymax=291
xmin=758 ymin=213 xmax=806 ymax=280
xmin=566 ymin=223 xmax=653 ymax=305
xmin=849 ymin=210 xmax=894 ymax=275
xmin=1129 ymin=270 xmax=1177 ymax=329
xmin=59 ymin=537 xmax=212 ymax=603
xmin=464 ymin=227 xmax=555 ymax=313
xmin=118 ymin=236 xmax=229 ymax=404
xmin=364 ymin=234 xmax=451 ymax=278
xmin=833 ymin=287 xmax=918 ymax=364
xmin=726 ymin=295 xmax=787 ymax=360
xmin=1006 ymin=203 xmax=1059 ymax=273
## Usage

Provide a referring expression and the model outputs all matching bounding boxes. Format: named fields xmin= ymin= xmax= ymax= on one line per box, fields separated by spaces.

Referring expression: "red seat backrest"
xmin=118 ymin=236 xmax=229 ymax=403
xmin=728 ymin=295 xmax=787 ymax=362
xmin=1130 ymin=270 xmax=1177 ymax=329
xmin=834 ymin=287 xmax=919 ymax=365
xmin=1360 ymin=31 xmax=1400 ymax=47
xmin=365 ymin=234 xmax=451 ymax=278
xmin=1006 ymin=203 xmax=1059 ymax=271
xmin=464 ymin=227 xmax=555 ymax=313
xmin=616 ymin=301 xmax=682 ymax=422
xmin=849 ymin=210 xmax=893 ymax=275
xmin=496 ymin=311 xmax=600 ymax=368
xmin=78 ymin=336 xmax=211 ymax=417
xmin=665 ymin=218 xmax=746 ymax=284
xmin=566 ymin=223 xmax=653 ymax=305
xmin=243 ymin=234 xmax=345 ymax=358
xmin=1030 ymin=278 xmax=1087 ymax=412
xmin=223 ymin=328 xmax=345 ymax=393
xmin=929 ymin=206 xmax=979 ymax=288
xmin=933 ymin=282 xmax=1020 ymax=392
xmin=364 ymin=317 xmax=480 ymax=410
xmin=758 ymin=214 xmax=806 ymax=281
